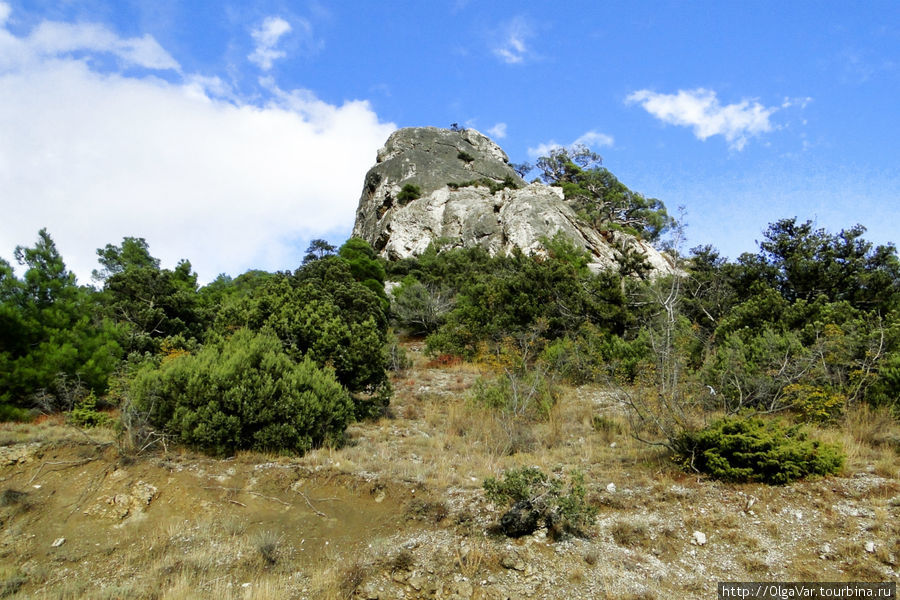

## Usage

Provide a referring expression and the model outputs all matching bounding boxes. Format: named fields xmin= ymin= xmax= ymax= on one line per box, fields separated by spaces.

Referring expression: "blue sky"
xmin=1 ymin=0 xmax=898 ymax=283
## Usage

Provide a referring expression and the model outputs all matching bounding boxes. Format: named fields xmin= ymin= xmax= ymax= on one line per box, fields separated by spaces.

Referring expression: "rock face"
xmin=352 ymin=127 xmax=675 ymax=275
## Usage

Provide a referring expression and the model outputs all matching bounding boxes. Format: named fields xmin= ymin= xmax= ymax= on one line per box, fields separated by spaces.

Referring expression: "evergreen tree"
xmin=0 ymin=229 xmax=121 ymax=410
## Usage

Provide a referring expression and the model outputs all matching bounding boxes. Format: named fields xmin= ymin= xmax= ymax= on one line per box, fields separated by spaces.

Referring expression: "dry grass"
xmin=812 ymin=405 xmax=900 ymax=475
xmin=3 ymin=343 xmax=899 ymax=599
xmin=610 ymin=519 xmax=651 ymax=549
xmin=453 ymin=539 xmax=497 ymax=579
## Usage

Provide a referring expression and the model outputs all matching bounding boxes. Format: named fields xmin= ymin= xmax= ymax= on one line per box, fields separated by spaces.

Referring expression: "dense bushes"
xmin=2 ymin=205 xmax=897 ymax=480
xmin=0 ymin=230 xmax=122 ymax=411
xmin=675 ymin=416 xmax=844 ymax=484
xmin=413 ymin=242 xmax=629 ymax=359
xmin=128 ymin=329 xmax=353 ymax=455
xmin=396 ymin=183 xmax=422 ymax=204
xmin=214 ymin=255 xmax=391 ymax=418
xmin=0 ymin=231 xmax=392 ymax=457
xmin=540 ymin=324 xmax=649 ymax=384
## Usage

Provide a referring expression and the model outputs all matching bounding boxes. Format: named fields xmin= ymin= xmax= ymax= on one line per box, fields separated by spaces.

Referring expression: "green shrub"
xmin=675 ymin=416 xmax=844 ymax=484
xmin=540 ymin=325 xmax=649 ymax=385
xmin=0 ymin=404 xmax=32 ymax=423
xmin=483 ymin=467 xmax=596 ymax=537
xmin=128 ymin=328 xmax=353 ymax=455
xmin=396 ymin=183 xmax=422 ymax=204
xmin=782 ymin=383 xmax=845 ymax=424
xmin=457 ymin=151 xmax=475 ymax=163
xmin=391 ymin=276 xmax=453 ymax=334
xmin=469 ymin=370 xmax=558 ymax=420
xmin=867 ymin=352 xmax=900 ymax=413
xmin=446 ymin=177 xmax=519 ymax=195
xmin=67 ymin=392 xmax=113 ymax=428
xmin=424 ymin=251 xmax=628 ymax=359
xmin=215 ymin=256 xmax=391 ymax=418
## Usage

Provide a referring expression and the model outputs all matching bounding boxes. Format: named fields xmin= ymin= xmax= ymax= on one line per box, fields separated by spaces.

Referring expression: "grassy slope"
xmin=0 ymin=342 xmax=897 ymax=599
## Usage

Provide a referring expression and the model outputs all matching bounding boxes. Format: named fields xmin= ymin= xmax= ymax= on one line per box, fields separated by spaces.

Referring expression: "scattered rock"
xmin=691 ymin=531 xmax=707 ymax=546
xmin=865 ymin=541 xmax=876 ymax=553
xmin=408 ymin=574 xmax=426 ymax=591
xmin=500 ymin=551 xmax=526 ymax=571
xmin=0 ymin=443 xmax=40 ymax=466
xmin=85 ymin=480 xmax=159 ymax=520
xmin=391 ymin=570 xmax=408 ymax=584
xmin=360 ymin=582 xmax=380 ymax=599
xmin=51 ymin=537 xmax=65 ymax=548
xmin=448 ymin=580 xmax=473 ymax=598
xmin=606 ymin=483 xmax=617 ymax=494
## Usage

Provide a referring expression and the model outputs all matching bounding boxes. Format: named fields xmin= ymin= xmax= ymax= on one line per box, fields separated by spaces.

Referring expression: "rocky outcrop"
xmin=352 ymin=127 xmax=675 ymax=276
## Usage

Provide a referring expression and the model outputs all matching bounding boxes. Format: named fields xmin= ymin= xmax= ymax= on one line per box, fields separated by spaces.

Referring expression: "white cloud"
xmin=248 ymin=16 xmax=292 ymax=70
xmin=573 ymin=130 xmax=614 ymax=148
xmin=0 ymin=17 xmax=179 ymax=72
xmin=627 ymin=88 xmax=778 ymax=150
xmin=0 ymin=2 xmax=10 ymax=26
xmin=487 ymin=122 xmax=507 ymax=139
xmin=30 ymin=22 xmax=180 ymax=70
xmin=492 ymin=16 xmax=532 ymax=64
xmin=0 ymin=8 xmax=395 ymax=284
xmin=527 ymin=130 xmax=614 ymax=159
xmin=527 ymin=141 xmax=561 ymax=159
xmin=781 ymin=96 xmax=813 ymax=109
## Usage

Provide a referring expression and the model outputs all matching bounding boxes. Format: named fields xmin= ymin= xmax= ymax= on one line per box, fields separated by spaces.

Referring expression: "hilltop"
xmin=352 ymin=127 xmax=675 ymax=276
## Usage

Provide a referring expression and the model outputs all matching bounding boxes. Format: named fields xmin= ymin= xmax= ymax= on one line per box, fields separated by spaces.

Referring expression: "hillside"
xmin=0 ymin=342 xmax=897 ymax=599
xmin=2 ymin=126 xmax=899 ymax=600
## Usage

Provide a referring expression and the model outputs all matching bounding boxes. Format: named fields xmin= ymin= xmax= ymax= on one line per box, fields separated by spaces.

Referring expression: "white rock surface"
xmin=352 ymin=127 xmax=677 ymax=277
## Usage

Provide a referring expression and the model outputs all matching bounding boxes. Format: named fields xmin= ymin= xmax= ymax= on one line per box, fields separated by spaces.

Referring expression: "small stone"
xmin=501 ymin=552 xmax=518 ymax=570
xmin=360 ymin=582 xmax=380 ymax=599
xmin=691 ymin=531 xmax=707 ymax=546
xmin=865 ymin=541 xmax=876 ymax=553
xmin=391 ymin=570 xmax=408 ymax=584
xmin=606 ymin=482 xmax=616 ymax=493
xmin=451 ymin=580 xmax=473 ymax=597
xmin=51 ymin=537 xmax=65 ymax=548
xmin=609 ymin=442 xmax=617 ymax=448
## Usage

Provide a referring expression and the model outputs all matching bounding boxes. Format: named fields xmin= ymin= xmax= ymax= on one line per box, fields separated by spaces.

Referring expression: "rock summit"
xmin=352 ymin=127 xmax=675 ymax=275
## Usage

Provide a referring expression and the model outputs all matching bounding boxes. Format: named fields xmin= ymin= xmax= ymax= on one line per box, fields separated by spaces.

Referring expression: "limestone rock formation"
xmin=352 ymin=126 xmax=675 ymax=276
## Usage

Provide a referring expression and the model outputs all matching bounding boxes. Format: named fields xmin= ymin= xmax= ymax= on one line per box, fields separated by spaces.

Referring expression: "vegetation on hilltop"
xmin=1 ymin=149 xmax=897 ymax=486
